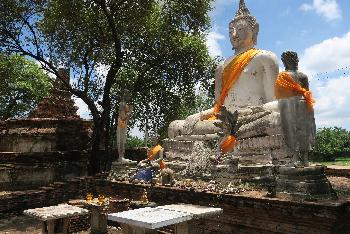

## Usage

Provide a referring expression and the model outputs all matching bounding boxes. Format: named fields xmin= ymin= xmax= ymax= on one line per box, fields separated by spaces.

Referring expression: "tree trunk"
xmin=89 ymin=117 xmax=103 ymax=175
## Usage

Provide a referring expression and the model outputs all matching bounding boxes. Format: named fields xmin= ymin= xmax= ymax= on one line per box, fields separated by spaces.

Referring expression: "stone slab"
xmin=108 ymin=207 xmax=192 ymax=229
xmin=108 ymin=204 xmax=223 ymax=230
xmin=160 ymin=204 xmax=222 ymax=219
xmin=24 ymin=204 xmax=89 ymax=221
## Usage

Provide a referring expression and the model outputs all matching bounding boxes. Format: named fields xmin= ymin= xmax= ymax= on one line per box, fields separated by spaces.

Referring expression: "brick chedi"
xmin=0 ymin=68 xmax=92 ymax=190
xmin=29 ymin=68 xmax=80 ymax=119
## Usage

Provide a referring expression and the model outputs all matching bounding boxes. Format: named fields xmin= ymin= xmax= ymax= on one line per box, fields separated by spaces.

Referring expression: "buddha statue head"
xmin=281 ymin=51 xmax=299 ymax=71
xmin=229 ymin=0 xmax=259 ymax=51
xmin=121 ymin=88 xmax=130 ymax=102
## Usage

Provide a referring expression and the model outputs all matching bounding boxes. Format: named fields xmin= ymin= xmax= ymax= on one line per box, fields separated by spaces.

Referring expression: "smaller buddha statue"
xmin=138 ymin=139 xmax=166 ymax=170
xmin=116 ymin=89 xmax=134 ymax=163
xmin=275 ymin=51 xmax=316 ymax=167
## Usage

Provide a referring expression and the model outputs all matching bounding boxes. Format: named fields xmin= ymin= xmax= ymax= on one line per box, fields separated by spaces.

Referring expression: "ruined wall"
xmin=94 ymin=181 xmax=350 ymax=234
xmin=0 ymin=119 xmax=91 ymax=152
xmin=1 ymin=175 xmax=349 ymax=233
xmin=0 ymin=151 xmax=88 ymax=190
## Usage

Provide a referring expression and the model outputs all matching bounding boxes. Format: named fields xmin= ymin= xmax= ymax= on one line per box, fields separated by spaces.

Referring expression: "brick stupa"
xmin=29 ymin=68 xmax=80 ymax=119
xmin=0 ymin=68 xmax=92 ymax=190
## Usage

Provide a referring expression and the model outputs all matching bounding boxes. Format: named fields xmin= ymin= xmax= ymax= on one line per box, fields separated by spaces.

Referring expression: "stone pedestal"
xmin=90 ymin=207 xmax=107 ymax=234
xmin=276 ymin=166 xmax=336 ymax=200
xmin=108 ymin=161 xmax=138 ymax=181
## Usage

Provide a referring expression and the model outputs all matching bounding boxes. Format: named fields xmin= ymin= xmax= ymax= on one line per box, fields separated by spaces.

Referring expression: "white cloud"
xmin=300 ymin=31 xmax=350 ymax=75
xmin=311 ymin=76 xmax=350 ymax=129
xmin=73 ymin=97 xmax=91 ymax=119
xmin=300 ymin=0 xmax=342 ymax=22
xmin=206 ymin=31 xmax=225 ymax=57
xmin=299 ymin=32 xmax=350 ymax=129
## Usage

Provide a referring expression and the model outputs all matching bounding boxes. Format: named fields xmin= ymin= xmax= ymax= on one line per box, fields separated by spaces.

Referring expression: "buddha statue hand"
xmin=213 ymin=106 xmax=240 ymax=137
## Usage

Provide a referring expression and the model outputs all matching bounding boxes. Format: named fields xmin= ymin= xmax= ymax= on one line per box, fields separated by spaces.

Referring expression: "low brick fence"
xmin=1 ymin=174 xmax=350 ymax=233
xmin=326 ymin=167 xmax=350 ymax=178
xmin=93 ymin=180 xmax=350 ymax=234
xmin=0 ymin=175 xmax=105 ymax=213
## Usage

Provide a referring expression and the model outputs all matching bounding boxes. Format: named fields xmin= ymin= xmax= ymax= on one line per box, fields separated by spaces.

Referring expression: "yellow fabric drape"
xmin=118 ymin=106 xmax=130 ymax=129
xmin=220 ymin=135 xmax=237 ymax=154
xmin=275 ymin=71 xmax=315 ymax=111
xmin=147 ymin=144 xmax=162 ymax=161
xmin=208 ymin=48 xmax=261 ymax=120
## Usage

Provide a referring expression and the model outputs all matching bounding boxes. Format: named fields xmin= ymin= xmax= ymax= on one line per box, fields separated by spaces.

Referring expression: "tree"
xmin=0 ymin=0 xmax=216 ymax=174
xmin=0 ymin=53 xmax=51 ymax=120
xmin=111 ymin=1 xmax=217 ymax=139
xmin=312 ymin=127 xmax=350 ymax=161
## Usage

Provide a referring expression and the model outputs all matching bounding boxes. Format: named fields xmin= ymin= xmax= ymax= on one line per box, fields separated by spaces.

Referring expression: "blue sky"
xmin=76 ymin=0 xmax=350 ymax=135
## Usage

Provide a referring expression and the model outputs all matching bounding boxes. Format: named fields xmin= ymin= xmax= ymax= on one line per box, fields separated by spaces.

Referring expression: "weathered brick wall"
xmin=0 ymin=175 xmax=103 ymax=213
xmin=0 ymin=119 xmax=91 ymax=152
xmin=1 ymin=175 xmax=349 ymax=234
xmin=0 ymin=151 xmax=88 ymax=190
xmin=93 ymin=180 xmax=350 ymax=234
xmin=326 ymin=167 xmax=350 ymax=178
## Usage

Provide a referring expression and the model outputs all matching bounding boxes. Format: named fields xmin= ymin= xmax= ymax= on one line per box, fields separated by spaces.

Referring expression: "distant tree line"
xmin=311 ymin=127 xmax=350 ymax=161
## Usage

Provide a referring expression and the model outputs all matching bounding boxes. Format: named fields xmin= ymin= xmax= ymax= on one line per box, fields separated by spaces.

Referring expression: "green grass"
xmin=312 ymin=157 xmax=350 ymax=166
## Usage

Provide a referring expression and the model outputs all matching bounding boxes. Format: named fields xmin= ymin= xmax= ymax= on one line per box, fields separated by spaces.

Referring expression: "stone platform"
xmin=276 ymin=166 xmax=337 ymax=200
xmin=108 ymin=161 xmax=138 ymax=182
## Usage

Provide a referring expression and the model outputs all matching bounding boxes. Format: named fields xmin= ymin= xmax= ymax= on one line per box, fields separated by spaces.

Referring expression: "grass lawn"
xmin=312 ymin=157 xmax=350 ymax=166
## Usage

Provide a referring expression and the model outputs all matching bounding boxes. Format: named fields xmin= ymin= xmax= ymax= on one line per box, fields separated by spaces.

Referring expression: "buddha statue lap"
xmin=165 ymin=0 xmax=294 ymax=167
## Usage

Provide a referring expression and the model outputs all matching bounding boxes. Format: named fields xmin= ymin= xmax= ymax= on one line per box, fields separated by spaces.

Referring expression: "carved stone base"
xmin=276 ymin=166 xmax=337 ymax=200
xmin=108 ymin=161 xmax=138 ymax=181
xmin=164 ymin=138 xmax=277 ymax=185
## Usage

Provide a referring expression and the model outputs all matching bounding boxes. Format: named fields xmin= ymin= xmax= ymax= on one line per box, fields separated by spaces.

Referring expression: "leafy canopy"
xmin=0 ymin=53 xmax=52 ymax=120
xmin=312 ymin=127 xmax=350 ymax=161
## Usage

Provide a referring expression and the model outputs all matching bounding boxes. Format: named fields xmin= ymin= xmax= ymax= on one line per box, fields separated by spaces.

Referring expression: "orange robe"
xmin=208 ymin=48 xmax=261 ymax=154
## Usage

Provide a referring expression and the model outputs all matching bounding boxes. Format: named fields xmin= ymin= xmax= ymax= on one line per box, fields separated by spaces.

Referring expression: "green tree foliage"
xmin=111 ymin=1 xmax=217 ymax=139
xmin=0 ymin=54 xmax=51 ymax=120
xmin=0 ymin=0 xmax=216 ymax=173
xmin=312 ymin=127 xmax=350 ymax=161
xmin=126 ymin=136 xmax=146 ymax=148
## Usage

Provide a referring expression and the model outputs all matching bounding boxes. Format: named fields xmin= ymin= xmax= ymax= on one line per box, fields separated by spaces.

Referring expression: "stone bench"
xmin=24 ymin=204 xmax=89 ymax=234
xmin=108 ymin=203 xmax=222 ymax=234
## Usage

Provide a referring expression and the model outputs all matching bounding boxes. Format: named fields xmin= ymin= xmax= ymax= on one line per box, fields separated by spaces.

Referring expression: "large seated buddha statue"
xmin=165 ymin=0 xmax=294 ymax=167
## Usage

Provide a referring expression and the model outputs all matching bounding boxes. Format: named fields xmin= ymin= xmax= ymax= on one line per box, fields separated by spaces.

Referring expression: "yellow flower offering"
xmin=86 ymin=193 xmax=93 ymax=203
xmin=97 ymin=194 xmax=105 ymax=205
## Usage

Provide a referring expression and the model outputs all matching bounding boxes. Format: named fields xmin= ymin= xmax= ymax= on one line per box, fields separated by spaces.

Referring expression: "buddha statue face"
xmin=229 ymin=19 xmax=256 ymax=51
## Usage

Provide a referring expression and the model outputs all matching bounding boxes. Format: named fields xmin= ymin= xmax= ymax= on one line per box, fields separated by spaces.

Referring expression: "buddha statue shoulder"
xmin=168 ymin=0 xmax=280 ymax=140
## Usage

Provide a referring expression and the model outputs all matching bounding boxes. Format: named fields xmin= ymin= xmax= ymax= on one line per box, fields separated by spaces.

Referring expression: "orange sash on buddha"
xmin=208 ymin=48 xmax=261 ymax=120
xmin=159 ymin=160 xmax=166 ymax=170
xmin=118 ymin=106 xmax=129 ymax=129
xmin=207 ymin=48 xmax=261 ymax=154
xmin=220 ymin=135 xmax=237 ymax=154
xmin=147 ymin=144 xmax=162 ymax=161
xmin=148 ymin=145 xmax=166 ymax=169
xmin=275 ymin=71 xmax=315 ymax=111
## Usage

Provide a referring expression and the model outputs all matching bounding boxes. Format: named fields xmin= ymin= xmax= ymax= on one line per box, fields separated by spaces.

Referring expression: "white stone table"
xmin=108 ymin=203 xmax=222 ymax=234
xmin=24 ymin=204 xmax=89 ymax=234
